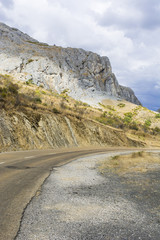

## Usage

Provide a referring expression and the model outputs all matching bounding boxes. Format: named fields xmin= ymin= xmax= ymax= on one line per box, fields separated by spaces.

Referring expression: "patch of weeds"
xmin=112 ymin=155 xmax=119 ymax=160
xmin=61 ymin=89 xmax=69 ymax=94
xmin=41 ymin=90 xmax=47 ymax=95
xmin=35 ymin=89 xmax=41 ymax=96
xmin=98 ymin=103 xmax=105 ymax=108
xmin=155 ymin=113 xmax=160 ymax=118
xmin=117 ymin=103 xmax=125 ymax=108
xmin=95 ymin=114 xmax=124 ymax=129
xmin=0 ymin=87 xmax=7 ymax=98
xmin=124 ymin=112 xmax=133 ymax=118
xmin=131 ymin=151 xmax=144 ymax=158
xmin=124 ymin=112 xmax=133 ymax=124
xmin=106 ymin=105 xmax=116 ymax=111
xmin=153 ymin=127 xmax=160 ymax=135
xmin=60 ymin=94 xmax=69 ymax=102
xmin=7 ymin=83 xmax=19 ymax=95
xmin=52 ymin=107 xmax=61 ymax=114
xmin=27 ymin=59 xmax=34 ymax=64
xmin=34 ymin=97 xmax=42 ymax=104
xmin=75 ymin=100 xmax=88 ymax=107
xmin=43 ymin=103 xmax=48 ymax=106
xmin=129 ymin=121 xmax=139 ymax=130
xmin=144 ymin=120 xmax=151 ymax=127
xmin=26 ymin=79 xmax=33 ymax=85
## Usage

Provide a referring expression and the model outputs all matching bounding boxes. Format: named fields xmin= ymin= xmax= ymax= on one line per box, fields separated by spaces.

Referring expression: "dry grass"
xmin=101 ymin=99 xmax=160 ymax=129
xmin=99 ymin=152 xmax=160 ymax=175
xmin=0 ymin=73 xmax=160 ymax=148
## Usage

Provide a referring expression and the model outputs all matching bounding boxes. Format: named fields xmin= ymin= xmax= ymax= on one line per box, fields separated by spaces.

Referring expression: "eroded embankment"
xmin=0 ymin=110 xmax=142 ymax=152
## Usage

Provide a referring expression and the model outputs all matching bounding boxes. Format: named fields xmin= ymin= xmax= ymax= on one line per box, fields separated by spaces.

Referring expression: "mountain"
xmin=0 ymin=22 xmax=141 ymax=106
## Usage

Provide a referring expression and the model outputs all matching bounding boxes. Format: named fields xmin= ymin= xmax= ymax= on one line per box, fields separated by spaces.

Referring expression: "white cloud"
xmin=0 ymin=0 xmax=160 ymax=109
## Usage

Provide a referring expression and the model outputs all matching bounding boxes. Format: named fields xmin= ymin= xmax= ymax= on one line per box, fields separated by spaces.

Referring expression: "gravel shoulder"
xmin=16 ymin=151 xmax=160 ymax=240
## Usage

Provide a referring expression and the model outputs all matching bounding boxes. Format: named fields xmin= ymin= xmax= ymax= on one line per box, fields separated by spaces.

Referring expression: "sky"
xmin=0 ymin=0 xmax=160 ymax=110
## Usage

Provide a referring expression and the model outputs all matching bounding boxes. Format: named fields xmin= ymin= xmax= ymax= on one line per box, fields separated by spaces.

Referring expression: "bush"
xmin=34 ymin=97 xmax=42 ymax=104
xmin=124 ymin=116 xmax=132 ymax=124
xmin=131 ymin=151 xmax=144 ymax=158
xmin=106 ymin=105 xmax=116 ymax=111
xmin=27 ymin=59 xmax=34 ymax=64
xmin=144 ymin=120 xmax=151 ymax=127
xmin=123 ymin=112 xmax=133 ymax=124
xmin=153 ymin=127 xmax=160 ymax=134
xmin=0 ymin=82 xmax=19 ymax=97
xmin=61 ymin=89 xmax=69 ymax=94
xmin=117 ymin=103 xmax=125 ymax=108
xmin=26 ymin=79 xmax=33 ymax=85
xmin=129 ymin=121 xmax=139 ymax=130
xmin=96 ymin=115 xmax=124 ymax=129
xmin=0 ymin=87 xmax=7 ymax=98
xmin=7 ymin=83 xmax=19 ymax=95
xmin=52 ymin=107 xmax=60 ymax=114
xmin=155 ymin=113 xmax=160 ymax=118
xmin=124 ymin=112 xmax=133 ymax=118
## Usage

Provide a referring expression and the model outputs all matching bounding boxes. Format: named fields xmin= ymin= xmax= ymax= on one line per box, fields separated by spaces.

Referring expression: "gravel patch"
xmin=16 ymin=152 xmax=160 ymax=240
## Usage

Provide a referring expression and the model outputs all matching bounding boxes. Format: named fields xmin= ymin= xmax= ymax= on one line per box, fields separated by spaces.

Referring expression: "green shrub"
xmin=61 ymin=89 xmax=69 ymax=94
xmin=155 ymin=113 xmax=160 ymax=118
xmin=35 ymin=89 xmax=41 ymax=96
xmin=96 ymin=115 xmax=124 ymax=129
xmin=131 ymin=151 xmax=144 ymax=158
xmin=106 ymin=105 xmax=116 ymax=111
xmin=0 ymin=82 xmax=19 ymax=97
xmin=27 ymin=59 xmax=34 ymax=64
xmin=124 ymin=112 xmax=133 ymax=118
xmin=123 ymin=112 xmax=133 ymax=124
xmin=144 ymin=120 xmax=151 ymax=127
xmin=26 ymin=79 xmax=33 ymax=85
xmin=98 ymin=103 xmax=105 ymax=108
xmin=124 ymin=116 xmax=132 ymax=124
xmin=117 ymin=103 xmax=125 ymax=108
xmin=41 ymin=90 xmax=47 ymax=95
xmin=0 ymin=87 xmax=7 ymax=97
xmin=52 ymin=107 xmax=60 ymax=114
xmin=153 ymin=127 xmax=160 ymax=134
xmin=129 ymin=121 xmax=139 ymax=130
xmin=7 ymin=83 xmax=18 ymax=95
xmin=34 ymin=97 xmax=42 ymax=104
xmin=101 ymin=112 xmax=107 ymax=118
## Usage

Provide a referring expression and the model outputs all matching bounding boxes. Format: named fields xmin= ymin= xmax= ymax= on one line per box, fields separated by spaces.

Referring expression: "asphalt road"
xmin=0 ymin=147 xmax=131 ymax=240
xmin=15 ymin=151 xmax=160 ymax=240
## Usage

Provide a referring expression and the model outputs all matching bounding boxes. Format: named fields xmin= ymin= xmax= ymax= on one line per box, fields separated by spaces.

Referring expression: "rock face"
xmin=0 ymin=22 xmax=141 ymax=105
xmin=0 ymin=109 xmax=141 ymax=152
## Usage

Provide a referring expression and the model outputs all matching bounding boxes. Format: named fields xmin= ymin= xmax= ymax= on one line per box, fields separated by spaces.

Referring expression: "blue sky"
xmin=0 ymin=0 xmax=160 ymax=110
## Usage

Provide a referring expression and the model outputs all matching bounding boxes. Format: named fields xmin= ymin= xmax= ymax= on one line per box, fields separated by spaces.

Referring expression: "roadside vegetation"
xmin=98 ymin=151 xmax=160 ymax=175
xmin=0 ymin=73 xmax=160 ymax=147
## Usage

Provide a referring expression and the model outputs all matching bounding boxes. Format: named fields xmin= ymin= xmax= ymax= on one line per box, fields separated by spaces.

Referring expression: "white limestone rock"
xmin=0 ymin=22 xmax=141 ymax=106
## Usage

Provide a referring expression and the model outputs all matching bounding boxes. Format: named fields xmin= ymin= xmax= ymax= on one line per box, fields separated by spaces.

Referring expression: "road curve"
xmin=0 ymin=147 xmax=147 ymax=240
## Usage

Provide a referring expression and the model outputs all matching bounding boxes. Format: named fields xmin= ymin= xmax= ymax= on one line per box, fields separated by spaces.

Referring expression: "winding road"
xmin=0 ymin=147 xmax=147 ymax=240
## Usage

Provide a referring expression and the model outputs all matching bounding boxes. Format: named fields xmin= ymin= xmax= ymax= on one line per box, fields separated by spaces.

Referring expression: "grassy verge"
xmin=98 ymin=152 xmax=160 ymax=175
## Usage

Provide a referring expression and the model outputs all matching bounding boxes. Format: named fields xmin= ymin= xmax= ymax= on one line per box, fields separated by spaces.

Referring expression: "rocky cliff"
xmin=0 ymin=22 xmax=141 ymax=106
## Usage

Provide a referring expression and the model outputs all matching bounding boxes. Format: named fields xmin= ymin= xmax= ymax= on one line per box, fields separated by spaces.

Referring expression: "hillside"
xmin=0 ymin=23 xmax=159 ymax=152
xmin=0 ymin=73 xmax=160 ymax=152
xmin=0 ymin=22 xmax=140 ymax=106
